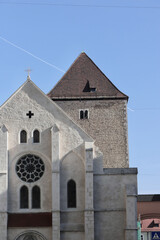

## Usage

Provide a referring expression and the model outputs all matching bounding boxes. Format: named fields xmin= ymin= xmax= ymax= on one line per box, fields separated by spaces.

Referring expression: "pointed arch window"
xmin=33 ymin=130 xmax=40 ymax=143
xmin=20 ymin=186 xmax=28 ymax=208
xmin=20 ymin=130 xmax=27 ymax=143
xmin=32 ymin=186 xmax=40 ymax=208
xmin=67 ymin=179 xmax=76 ymax=208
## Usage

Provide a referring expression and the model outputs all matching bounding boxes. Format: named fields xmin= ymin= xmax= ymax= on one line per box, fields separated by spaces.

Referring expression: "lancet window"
xmin=67 ymin=179 xmax=76 ymax=208
xmin=20 ymin=185 xmax=29 ymax=208
xmin=20 ymin=130 xmax=27 ymax=143
xmin=33 ymin=130 xmax=40 ymax=143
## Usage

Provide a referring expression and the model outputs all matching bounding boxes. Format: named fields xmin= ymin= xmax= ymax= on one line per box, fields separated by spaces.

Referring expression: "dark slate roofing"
xmin=48 ymin=52 xmax=128 ymax=100
xmin=138 ymin=195 xmax=160 ymax=202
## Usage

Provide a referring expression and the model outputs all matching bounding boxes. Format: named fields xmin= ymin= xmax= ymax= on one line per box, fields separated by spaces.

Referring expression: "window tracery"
xmin=16 ymin=154 xmax=45 ymax=183
xmin=15 ymin=232 xmax=45 ymax=240
xmin=24 ymin=236 xmax=37 ymax=240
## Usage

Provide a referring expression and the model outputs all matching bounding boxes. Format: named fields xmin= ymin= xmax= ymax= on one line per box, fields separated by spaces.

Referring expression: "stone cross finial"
xmin=25 ymin=68 xmax=32 ymax=80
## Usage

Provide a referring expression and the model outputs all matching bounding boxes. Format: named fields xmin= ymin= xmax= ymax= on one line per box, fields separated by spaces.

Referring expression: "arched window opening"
xmin=67 ymin=179 xmax=76 ymax=208
xmin=20 ymin=130 xmax=27 ymax=143
xmin=80 ymin=110 xmax=84 ymax=119
xmin=32 ymin=186 xmax=40 ymax=208
xmin=20 ymin=186 xmax=28 ymax=208
xmin=33 ymin=130 xmax=40 ymax=143
xmin=79 ymin=109 xmax=89 ymax=119
xmin=84 ymin=110 xmax=88 ymax=119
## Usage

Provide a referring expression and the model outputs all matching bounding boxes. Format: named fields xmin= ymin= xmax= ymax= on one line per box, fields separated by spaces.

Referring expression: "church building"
xmin=0 ymin=52 xmax=137 ymax=240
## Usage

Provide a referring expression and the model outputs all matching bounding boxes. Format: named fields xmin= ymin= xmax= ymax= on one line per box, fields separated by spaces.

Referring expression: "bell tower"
xmin=48 ymin=52 xmax=129 ymax=168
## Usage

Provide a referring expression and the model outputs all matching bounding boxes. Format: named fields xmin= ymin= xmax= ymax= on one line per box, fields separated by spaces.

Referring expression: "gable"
xmin=0 ymin=79 xmax=93 ymax=157
xmin=48 ymin=52 xmax=128 ymax=100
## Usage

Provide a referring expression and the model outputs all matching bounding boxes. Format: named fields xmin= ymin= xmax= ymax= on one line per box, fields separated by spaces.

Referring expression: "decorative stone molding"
xmin=15 ymin=231 xmax=46 ymax=240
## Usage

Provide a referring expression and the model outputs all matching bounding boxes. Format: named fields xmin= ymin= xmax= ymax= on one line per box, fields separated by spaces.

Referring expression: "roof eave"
xmin=50 ymin=96 xmax=129 ymax=101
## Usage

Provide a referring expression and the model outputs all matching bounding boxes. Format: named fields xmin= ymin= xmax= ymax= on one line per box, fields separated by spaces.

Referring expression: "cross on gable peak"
xmin=25 ymin=68 xmax=32 ymax=80
xmin=26 ymin=110 xmax=34 ymax=119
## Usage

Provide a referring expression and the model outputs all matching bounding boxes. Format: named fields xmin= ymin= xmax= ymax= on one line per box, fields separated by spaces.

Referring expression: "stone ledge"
xmin=60 ymin=223 xmax=84 ymax=232
xmin=125 ymin=228 xmax=137 ymax=231
xmin=52 ymin=97 xmax=128 ymax=100
xmin=94 ymin=208 xmax=125 ymax=212
xmin=0 ymin=171 xmax=7 ymax=174
xmin=96 ymin=168 xmax=138 ymax=175
xmin=127 ymin=194 xmax=137 ymax=197
xmin=86 ymin=170 xmax=93 ymax=173
xmin=61 ymin=210 xmax=83 ymax=213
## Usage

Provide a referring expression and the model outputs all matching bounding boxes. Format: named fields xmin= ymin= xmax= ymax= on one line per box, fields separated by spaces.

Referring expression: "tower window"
xmin=33 ymin=129 xmax=40 ymax=143
xmin=84 ymin=110 xmax=88 ymax=119
xmin=79 ymin=109 xmax=89 ymax=119
xmin=32 ymin=186 xmax=41 ymax=208
xmin=20 ymin=186 xmax=29 ymax=208
xmin=20 ymin=130 xmax=27 ymax=143
xmin=67 ymin=179 xmax=76 ymax=208
xmin=80 ymin=110 xmax=84 ymax=119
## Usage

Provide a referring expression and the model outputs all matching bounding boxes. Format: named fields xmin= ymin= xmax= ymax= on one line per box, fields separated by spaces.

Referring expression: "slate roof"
xmin=48 ymin=52 xmax=128 ymax=100
xmin=138 ymin=195 xmax=160 ymax=202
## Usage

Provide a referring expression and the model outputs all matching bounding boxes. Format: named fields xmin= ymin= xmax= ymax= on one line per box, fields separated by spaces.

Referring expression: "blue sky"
xmin=0 ymin=0 xmax=160 ymax=194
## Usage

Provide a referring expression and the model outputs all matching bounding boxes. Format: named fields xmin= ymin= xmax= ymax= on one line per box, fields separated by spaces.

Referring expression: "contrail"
xmin=0 ymin=35 xmax=65 ymax=73
xmin=127 ymin=107 xmax=135 ymax=112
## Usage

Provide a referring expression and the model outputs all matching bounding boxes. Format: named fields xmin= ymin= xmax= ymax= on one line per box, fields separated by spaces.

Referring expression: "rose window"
xmin=16 ymin=154 xmax=45 ymax=182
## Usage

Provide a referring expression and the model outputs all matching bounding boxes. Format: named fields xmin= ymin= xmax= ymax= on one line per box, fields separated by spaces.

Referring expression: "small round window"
xmin=16 ymin=154 xmax=45 ymax=183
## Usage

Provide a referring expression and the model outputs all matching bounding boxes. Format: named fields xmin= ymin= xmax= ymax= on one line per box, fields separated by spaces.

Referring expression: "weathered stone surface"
xmin=0 ymin=78 xmax=137 ymax=240
xmin=55 ymin=99 xmax=129 ymax=168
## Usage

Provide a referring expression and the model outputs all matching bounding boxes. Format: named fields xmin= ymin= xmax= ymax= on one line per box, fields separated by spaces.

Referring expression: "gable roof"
xmin=0 ymin=78 xmax=93 ymax=143
xmin=48 ymin=52 xmax=128 ymax=100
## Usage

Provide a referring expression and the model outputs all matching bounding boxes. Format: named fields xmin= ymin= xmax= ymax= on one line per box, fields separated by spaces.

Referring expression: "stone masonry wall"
xmin=54 ymin=99 xmax=129 ymax=168
xmin=93 ymin=169 xmax=137 ymax=240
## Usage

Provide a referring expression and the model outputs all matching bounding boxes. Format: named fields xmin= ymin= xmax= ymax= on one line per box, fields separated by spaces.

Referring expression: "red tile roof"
xmin=48 ymin=52 xmax=128 ymax=100
xmin=141 ymin=218 xmax=160 ymax=232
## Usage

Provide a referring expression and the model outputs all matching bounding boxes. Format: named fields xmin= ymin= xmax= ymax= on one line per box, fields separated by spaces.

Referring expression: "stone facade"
xmin=54 ymin=99 xmax=129 ymax=168
xmin=49 ymin=52 xmax=129 ymax=168
xmin=0 ymin=54 xmax=137 ymax=240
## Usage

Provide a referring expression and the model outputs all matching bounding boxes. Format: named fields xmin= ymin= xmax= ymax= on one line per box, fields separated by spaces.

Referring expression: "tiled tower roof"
xmin=48 ymin=52 xmax=128 ymax=100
